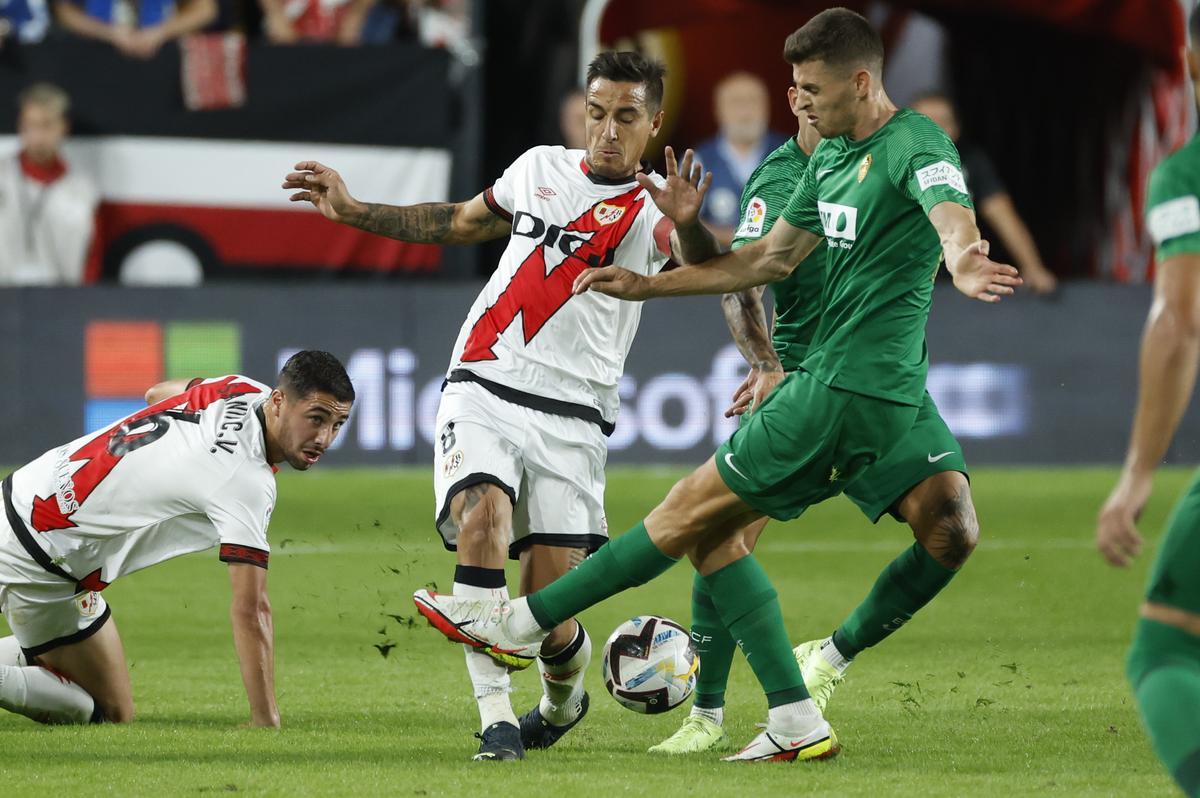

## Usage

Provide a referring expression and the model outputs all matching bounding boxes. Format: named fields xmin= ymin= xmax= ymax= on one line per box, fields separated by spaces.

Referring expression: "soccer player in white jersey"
xmin=0 ymin=351 xmax=353 ymax=727
xmin=284 ymin=51 xmax=718 ymax=760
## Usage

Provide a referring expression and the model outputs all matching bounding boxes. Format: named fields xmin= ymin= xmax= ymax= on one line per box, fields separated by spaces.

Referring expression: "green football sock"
xmin=526 ymin=522 xmax=678 ymax=629
xmin=1128 ymin=618 xmax=1200 ymax=798
xmin=689 ymin=572 xmax=736 ymax=710
xmin=703 ymin=555 xmax=809 ymax=708
xmin=833 ymin=541 xmax=956 ymax=658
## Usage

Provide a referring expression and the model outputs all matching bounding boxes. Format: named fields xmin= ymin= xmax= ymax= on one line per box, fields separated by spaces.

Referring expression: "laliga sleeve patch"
xmin=736 ymin=197 xmax=767 ymax=238
xmin=1148 ymin=195 xmax=1200 ymax=246
xmin=915 ymin=161 xmax=968 ymax=194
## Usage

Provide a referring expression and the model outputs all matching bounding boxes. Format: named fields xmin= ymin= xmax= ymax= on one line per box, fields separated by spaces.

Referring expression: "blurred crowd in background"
xmin=0 ymin=0 xmax=1188 ymax=288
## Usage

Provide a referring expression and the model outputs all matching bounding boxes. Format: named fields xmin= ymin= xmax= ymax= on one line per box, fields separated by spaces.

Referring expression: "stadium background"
xmin=0 ymin=2 xmax=1197 ymax=795
xmin=0 ymin=0 xmax=1194 ymax=468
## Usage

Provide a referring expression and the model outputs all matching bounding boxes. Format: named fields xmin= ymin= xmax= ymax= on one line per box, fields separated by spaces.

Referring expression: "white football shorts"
xmin=433 ymin=380 xmax=609 ymax=559
xmin=0 ymin=515 xmax=110 ymax=658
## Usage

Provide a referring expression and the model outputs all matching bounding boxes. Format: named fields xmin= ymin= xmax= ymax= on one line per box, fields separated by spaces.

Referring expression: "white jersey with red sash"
xmin=445 ymin=146 xmax=674 ymax=433
xmin=2 ymin=375 xmax=277 ymax=593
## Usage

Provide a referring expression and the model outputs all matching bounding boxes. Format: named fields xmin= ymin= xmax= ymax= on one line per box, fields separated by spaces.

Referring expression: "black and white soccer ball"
xmin=601 ymin=615 xmax=699 ymax=714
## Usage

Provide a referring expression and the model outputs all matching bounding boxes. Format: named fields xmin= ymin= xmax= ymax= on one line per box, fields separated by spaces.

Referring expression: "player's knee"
xmin=99 ymin=697 xmax=135 ymax=723
xmin=917 ymin=486 xmax=978 ymax=570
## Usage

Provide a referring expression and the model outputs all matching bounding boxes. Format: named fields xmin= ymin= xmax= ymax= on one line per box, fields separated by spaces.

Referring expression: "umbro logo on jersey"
xmin=536 ymin=186 xmax=557 ymax=200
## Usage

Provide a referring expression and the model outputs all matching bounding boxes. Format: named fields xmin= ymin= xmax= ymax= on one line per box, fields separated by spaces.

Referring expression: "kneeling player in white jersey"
xmin=0 ymin=350 xmax=353 ymax=727
xmin=284 ymin=52 xmax=718 ymax=760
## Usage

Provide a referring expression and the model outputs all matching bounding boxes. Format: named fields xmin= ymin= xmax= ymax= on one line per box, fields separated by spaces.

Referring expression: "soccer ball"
xmin=601 ymin=615 xmax=699 ymax=714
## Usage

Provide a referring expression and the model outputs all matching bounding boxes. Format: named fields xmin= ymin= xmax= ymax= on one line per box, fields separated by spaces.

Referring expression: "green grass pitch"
xmin=0 ymin=466 xmax=1188 ymax=796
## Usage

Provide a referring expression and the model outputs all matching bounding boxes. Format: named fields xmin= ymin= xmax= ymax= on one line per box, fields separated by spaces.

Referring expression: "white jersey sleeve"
xmin=483 ymin=149 xmax=535 ymax=221
xmin=209 ymin=460 xmax=276 ymax=569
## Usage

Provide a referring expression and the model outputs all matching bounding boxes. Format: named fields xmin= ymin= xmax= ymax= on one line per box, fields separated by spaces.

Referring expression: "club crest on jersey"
xmin=857 ymin=153 xmax=873 ymax=183
xmin=593 ymin=202 xmax=626 ymax=226
xmin=75 ymin=591 xmax=102 ymax=618
xmin=443 ymin=450 xmax=464 ymax=478
xmin=736 ymin=196 xmax=767 ymax=238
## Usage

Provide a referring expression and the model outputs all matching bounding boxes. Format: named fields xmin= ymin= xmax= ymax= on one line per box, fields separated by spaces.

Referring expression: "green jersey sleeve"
xmin=781 ymin=155 xmax=824 ymax=235
xmin=889 ymin=117 xmax=973 ymax=215
xmin=1146 ymin=151 xmax=1200 ymax=260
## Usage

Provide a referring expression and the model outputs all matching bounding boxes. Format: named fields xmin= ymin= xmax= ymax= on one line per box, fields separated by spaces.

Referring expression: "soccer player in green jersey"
xmin=1097 ymin=8 xmax=1200 ymax=796
xmin=414 ymin=8 xmax=1019 ymax=762
xmin=650 ymin=28 xmax=980 ymax=756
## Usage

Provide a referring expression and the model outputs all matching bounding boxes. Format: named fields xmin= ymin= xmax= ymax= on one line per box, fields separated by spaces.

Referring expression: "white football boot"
xmin=413 ymin=589 xmax=542 ymax=670
xmin=722 ymin=721 xmax=840 ymax=763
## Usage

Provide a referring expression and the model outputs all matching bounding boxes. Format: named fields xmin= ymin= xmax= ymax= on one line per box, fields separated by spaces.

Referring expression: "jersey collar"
xmin=579 ymin=156 xmax=649 ymax=186
xmin=19 ymin=151 xmax=67 ymax=184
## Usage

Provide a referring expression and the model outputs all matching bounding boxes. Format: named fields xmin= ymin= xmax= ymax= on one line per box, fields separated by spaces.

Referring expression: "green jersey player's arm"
xmin=282 ymin=161 xmax=511 ymax=245
xmin=573 ymin=218 xmax=823 ymax=300
xmin=927 ymin=201 xmax=1022 ymax=303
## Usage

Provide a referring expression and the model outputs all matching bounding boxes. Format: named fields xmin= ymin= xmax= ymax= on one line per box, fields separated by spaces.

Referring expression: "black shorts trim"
xmin=21 ymin=604 xmax=112 ymax=659
xmin=2 ymin=475 xmax=76 ymax=585
xmin=445 ymin=370 xmax=616 ymax=437
xmin=509 ymin=533 xmax=607 ymax=558
xmin=436 ymin=472 xmax=518 ymax=545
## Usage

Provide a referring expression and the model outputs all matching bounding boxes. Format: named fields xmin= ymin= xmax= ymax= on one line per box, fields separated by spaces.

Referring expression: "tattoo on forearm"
xmin=352 ymin=202 xmax=509 ymax=244
xmin=721 ymin=291 xmax=783 ymax=372
xmin=352 ymin=202 xmax=453 ymax=242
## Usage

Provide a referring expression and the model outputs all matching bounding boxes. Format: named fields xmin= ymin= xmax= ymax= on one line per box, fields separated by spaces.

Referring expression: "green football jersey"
xmin=1147 ymin=132 xmax=1200 ymax=261
xmin=731 ymin=136 xmax=824 ymax=371
xmin=781 ymin=108 xmax=972 ymax=407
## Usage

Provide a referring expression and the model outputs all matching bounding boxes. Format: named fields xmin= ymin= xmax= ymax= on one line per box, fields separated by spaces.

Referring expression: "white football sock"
xmin=0 ymin=664 xmax=96 ymax=724
xmin=689 ymin=704 xmax=724 ymax=726
xmin=455 ymin=580 xmax=518 ymax=732
xmin=820 ymin=636 xmax=852 ymax=673
xmin=537 ymin=622 xmax=590 ymax=726
xmin=767 ymin=698 xmax=823 ymax=737
xmin=505 ymin=596 xmax=549 ymax=643
xmin=0 ymin=636 xmax=26 ymax=666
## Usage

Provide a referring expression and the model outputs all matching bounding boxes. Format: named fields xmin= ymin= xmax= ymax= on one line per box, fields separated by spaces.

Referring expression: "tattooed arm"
xmin=282 ymin=161 xmax=511 ymax=245
xmin=720 ymin=286 xmax=786 ymax=417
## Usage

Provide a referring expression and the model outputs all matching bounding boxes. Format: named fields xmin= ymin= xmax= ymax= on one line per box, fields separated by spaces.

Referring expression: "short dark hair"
xmin=585 ymin=51 xmax=667 ymax=112
xmin=278 ymin=350 xmax=355 ymax=403
xmin=783 ymin=8 xmax=884 ymax=73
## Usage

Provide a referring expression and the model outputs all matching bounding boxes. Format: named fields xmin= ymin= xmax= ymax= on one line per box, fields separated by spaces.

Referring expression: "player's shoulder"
xmin=513 ymin=145 xmax=574 ymax=168
xmin=886 ymin=109 xmax=958 ymax=158
xmin=1149 ymin=135 xmax=1200 ymax=200
xmin=194 ymin=374 xmax=272 ymax=400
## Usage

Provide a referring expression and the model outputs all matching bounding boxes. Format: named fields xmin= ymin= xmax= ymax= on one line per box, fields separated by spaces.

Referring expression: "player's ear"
xmin=854 ymin=68 xmax=871 ymax=98
xmin=270 ymin=389 xmax=285 ymax=416
xmin=787 ymin=86 xmax=801 ymax=116
xmin=649 ymin=108 xmax=664 ymax=138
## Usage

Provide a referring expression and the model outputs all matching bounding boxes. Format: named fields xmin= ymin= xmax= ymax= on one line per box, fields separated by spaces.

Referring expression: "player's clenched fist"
xmin=572 ymin=266 xmax=653 ymax=300
xmin=282 ymin=161 xmax=365 ymax=224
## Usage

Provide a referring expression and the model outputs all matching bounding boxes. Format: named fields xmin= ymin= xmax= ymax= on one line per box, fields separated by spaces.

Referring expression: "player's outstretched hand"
xmin=636 ymin=146 xmax=712 ymax=229
xmin=725 ymin=368 xmax=785 ymax=417
xmin=1097 ymin=473 xmax=1150 ymax=567
xmin=573 ymin=266 xmax=653 ymax=300
xmin=282 ymin=161 xmax=364 ymax=225
xmin=950 ymin=240 xmax=1022 ymax=303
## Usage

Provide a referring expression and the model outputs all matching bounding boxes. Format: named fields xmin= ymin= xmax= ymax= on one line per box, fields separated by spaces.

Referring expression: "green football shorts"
xmin=715 ymin=370 xmax=917 ymax=521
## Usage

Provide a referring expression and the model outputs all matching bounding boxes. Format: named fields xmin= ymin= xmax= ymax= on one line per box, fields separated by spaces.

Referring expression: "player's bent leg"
xmin=448 ymin=481 xmax=524 ymax=761
xmin=414 ymin=458 xmax=758 ymax=669
xmin=516 ymin=544 xmax=591 ymax=751
xmin=1127 ymin=611 xmax=1200 ymax=798
xmin=11 ymin=613 xmax=133 ymax=723
xmin=797 ymin=472 xmax=977 ymax=712
xmin=651 ymin=520 xmax=767 ymax=755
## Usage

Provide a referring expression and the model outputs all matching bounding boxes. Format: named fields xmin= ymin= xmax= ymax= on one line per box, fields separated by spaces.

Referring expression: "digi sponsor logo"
xmin=83 ymin=320 xmax=241 ymax=433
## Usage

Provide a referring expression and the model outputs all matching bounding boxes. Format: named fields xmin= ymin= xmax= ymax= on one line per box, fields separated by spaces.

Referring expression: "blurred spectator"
xmin=53 ymin=0 xmax=217 ymax=58
xmin=0 ymin=0 xmax=51 ymax=44
xmin=559 ymin=86 xmax=585 ymax=150
xmin=258 ymin=0 xmax=375 ymax=44
xmin=0 ymin=84 xmax=97 ymax=286
xmin=911 ymin=92 xmax=1058 ymax=295
xmin=694 ymin=71 xmax=786 ymax=247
